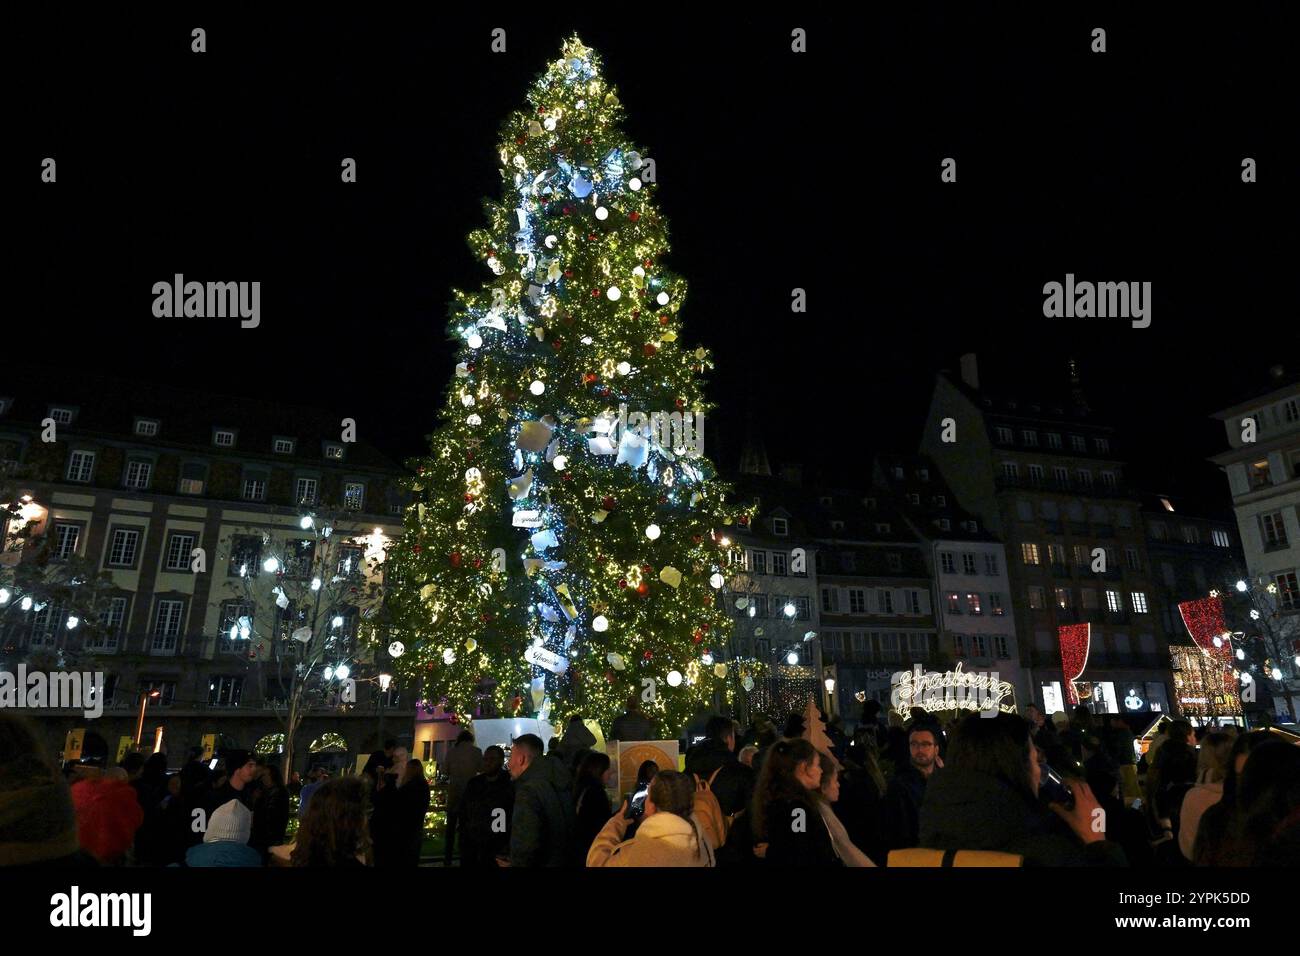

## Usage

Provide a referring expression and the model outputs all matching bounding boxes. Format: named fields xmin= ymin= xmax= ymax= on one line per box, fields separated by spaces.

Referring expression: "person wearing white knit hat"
xmin=183 ymin=799 xmax=263 ymax=867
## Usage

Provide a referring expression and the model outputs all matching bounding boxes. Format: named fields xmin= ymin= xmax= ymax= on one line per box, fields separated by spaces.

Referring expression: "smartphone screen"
xmin=209 ymin=758 xmax=219 ymax=771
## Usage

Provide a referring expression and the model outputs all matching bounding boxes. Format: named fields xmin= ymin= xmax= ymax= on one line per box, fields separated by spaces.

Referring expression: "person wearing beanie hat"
xmin=207 ymin=749 xmax=258 ymax=816
xmin=70 ymin=777 xmax=144 ymax=865
xmin=0 ymin=713 xmax=96 ymax=868
xmin=183 ymin=799 xmax=262 ymax=867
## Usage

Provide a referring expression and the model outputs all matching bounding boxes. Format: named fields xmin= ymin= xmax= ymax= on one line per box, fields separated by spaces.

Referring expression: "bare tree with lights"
xmin=1217 ymin=574 xmax=1300 ymax=724
xmin=218 ymin=507 xmax=391 ymax=775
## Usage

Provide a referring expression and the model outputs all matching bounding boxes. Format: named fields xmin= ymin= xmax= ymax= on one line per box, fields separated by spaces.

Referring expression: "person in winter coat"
xmin=183 ymin=799 xmax=262 ymax=867
xmin=442 ymin=730 xmax=482 ymax=866
xmin=70 ymin=777 xmax=144 ymax=866
xmin=587 ymin=770 xmax=715 ymax=867
xmin=130 ymin=752 xmax=171 ymax=865
xmin=553 ymin=716 xmax=598 ymax=772
xmin=1192 ymin=731 xmax=1271 ymax=866
xmin=572 ymin=751 xmax=614 ymax=864
xmin=460 ymin=746 xmax=514 ymax=868
xmin=609 ymin=697 xmax=656 ymax=741
xmin=249 ymin=763 xmax=290 ymax=861
xmin=0 ymin=713 xmax=98 ymax=868
xmin=502 ymin=734 xmax=574 ymax=867
xmin=1177 ymin=732 xmax=1233 ymax=862
xmin=817 ymin=751 xmax=874 ymax=866
xmin=918 ymin=712 xmax=1126 ymax=866
xmin=286 ymin=777 xmax=370 ymax=867
xmin=880 ymin=723 xmax=940 ymax=852
xmin=376 ymin=758 xmax=430 ymax=867
xmin=752 ymin=738 xmax=840 ymax=867
xmin=684 ymin=716 xmax=755 ymax=816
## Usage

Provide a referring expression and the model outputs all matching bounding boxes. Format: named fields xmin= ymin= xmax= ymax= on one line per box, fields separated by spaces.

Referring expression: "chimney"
xmin=959 ymin=353 xmax=980 ymax=391
xmin=779 ymin=463 xmax=803 ymax=485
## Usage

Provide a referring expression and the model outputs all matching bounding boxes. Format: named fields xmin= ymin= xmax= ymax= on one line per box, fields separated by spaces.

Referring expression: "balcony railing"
xmin=996 ymin=475 xmax=1136 ymax=499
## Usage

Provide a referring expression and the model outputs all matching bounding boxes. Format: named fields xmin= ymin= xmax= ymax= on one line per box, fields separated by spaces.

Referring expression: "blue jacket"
xmin=184 ymin=841 xmax=264 ymax=868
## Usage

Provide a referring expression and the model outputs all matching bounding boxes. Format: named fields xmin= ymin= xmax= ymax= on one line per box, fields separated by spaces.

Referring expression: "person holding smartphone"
xmin=918 ymin=712 xmax=1127 ymax=866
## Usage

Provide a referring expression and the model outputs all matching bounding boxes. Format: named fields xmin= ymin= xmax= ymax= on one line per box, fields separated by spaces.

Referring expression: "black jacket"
xmin=880 ymin=767 xmax=929 ymax=851
xmin=573 ymin=778 xmax=612 ymax=864
xmin=460 ymin=771 xmax=514 ymax=867
xmin=509 ymin=755 xmax=575 ymax=867
xmin=763 ymin=796 xmax=840 ymax=867
xmin=609 ymin=710 xmax=655 ymax=741
xmin=684 ymin=738 xmax=754 ymax=817
xmin=919 ymin=767 xmax=1126 ymax=866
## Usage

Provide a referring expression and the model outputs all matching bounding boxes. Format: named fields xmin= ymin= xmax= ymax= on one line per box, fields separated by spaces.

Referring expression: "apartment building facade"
xmin=920 ymin=356 xmax=1168 ymax=716
xmin=0 ymin=374 xmax=412 ymax=770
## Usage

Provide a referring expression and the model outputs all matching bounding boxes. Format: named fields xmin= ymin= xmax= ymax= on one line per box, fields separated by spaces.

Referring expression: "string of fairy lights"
xmin=385 ymin=37 xmax=751 ymax=734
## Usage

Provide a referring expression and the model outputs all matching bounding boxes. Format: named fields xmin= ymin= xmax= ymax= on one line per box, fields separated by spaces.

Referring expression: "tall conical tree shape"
xmin=803 ymin=697 xmax=839 ymax=769
xmin=387 ymin=36 xmax=749 ymax=736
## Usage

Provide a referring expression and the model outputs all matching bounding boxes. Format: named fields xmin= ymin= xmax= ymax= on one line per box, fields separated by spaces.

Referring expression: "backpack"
xmin=692 ymin=767 xmax=730 ymax=850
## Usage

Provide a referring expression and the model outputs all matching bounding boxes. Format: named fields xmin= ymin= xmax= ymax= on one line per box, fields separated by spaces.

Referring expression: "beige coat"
xmin=586 ymin=811 xmax=716 ymax=867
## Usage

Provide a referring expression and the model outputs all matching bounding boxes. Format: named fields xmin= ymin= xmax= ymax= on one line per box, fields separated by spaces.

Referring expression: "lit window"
xmin=213 ymin=429 xmax=236 ymax=447
xmin=274 ymin=438 xmax=296 ymax=454
xmin=66 ymin=451 xmax=95 ymax=483
xmin=1130 ymin=592 xmax=1149 ymax=614
xmin=1021 ymin=543 xmax=1041 ymax=565
xmin=135 ymin=419 xmax=159 ymax=437
xmin=1105 ymin=590 xmax=1123 ymax=613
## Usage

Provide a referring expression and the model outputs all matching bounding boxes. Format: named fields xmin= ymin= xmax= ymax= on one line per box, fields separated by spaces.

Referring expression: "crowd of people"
xmin=2 ymin=697 xmax=1297 ymax=869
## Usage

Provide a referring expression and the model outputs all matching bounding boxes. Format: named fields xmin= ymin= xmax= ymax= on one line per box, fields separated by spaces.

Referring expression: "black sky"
xmin=13 ymin=6 xmax=1297 ymax=509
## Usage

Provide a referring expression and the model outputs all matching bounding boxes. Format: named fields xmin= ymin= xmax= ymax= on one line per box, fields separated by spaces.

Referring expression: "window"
xmin=909 ymin=634 xmax=929 ymax=660
xmin=1101 ymin=471 xmax=1117 ymax=490
xmin=984 ymin=553 xmax=999 ymax=575
xmin=0 ymin=397 xmax=9 ymax=416
xmin=908 ymin=493 xmax=921 ymax=506
xmin=1095 ymin=438 xmax=1110 ymax=454
xmin=1002 ymin=462 xmax=1019 ymax=479
xmin=1021 ymin=543 xmax=1041 ymax=565
xmin=1212 ymin=529 xmax=1231 ymax=548
xmin=344 ymin=482 xmax=365 ymax=511
xmin=1052 ymin=466 xmax=1069 ymax=486
xmin=995 ymin=426 xmax=1013 ymax=444
xmin=1182 ymin=525 xmax=1200 ymax=545
xmin=1081 ymin=588 xmax=1099 ymax=609
xmin=990 ymin=593 xmax=1004 ymax=616
xmin=1028 ymin=586 xmax=1046 ymax=609
xmin=1260 ymin=512 xmax=1289 ymax=549
xmin=838 ymin=552 xmax=856 ymax=572
xmin=1105 ymin=590 xmax=1123 ymax=613
xmin=1276 ymin=572 xmax=1299 ymax=611
xmin=295 ymin=477 xmax=319 ymax=505
xmin=874 ymin=523 xmax=891 ymax=534
xmin=907 ymin=590 xmax=922 ymax=614
xmin=135 ymin=419 xmax=159 ymax=437
xmin=49 ymin=407 xmax=75 ymax=425
xmin=228 ymin=535 xmax=262 ymax=577
xmin=771 ymin=551 xmax=787 ymax=576
xmin=938 ymin=519 xmax=951 ymax=531
xmin=1249 ymin=460 xmax=1271 ymax=488
xmin=88 ymin=597 xmax=128 ymax=652
xmin=208 ymin=676 xmax=244 ymax=708
xmin=972 ymin=635 xmax=988 ymax=657
xmin=1130 ymin=592 xmax=1149 ymax=614
xmin=124 ymin=459 xmax=152 ymax=490
xmin=892 ymin=466 xmax=904 ymax=480
xmin=917 ymin=468 xmax=930 ymax=481
xmin=1071 ymin=435 xmax=1087 ymax=452
xmin=750 ymin=550 xmax=767 ymax=575
xmin=337 ymin=545 xmax=364 ymax=577
xmin=213 ymin=429 xmax=236 ymax=447
xmin=53 ymin=523 xmax=80 ymax=560
xmin=178 ymin=462 xmax=206 ymax=495
xmin=887 ymin=553 xmax=902 ymax=572
xmin=274 ymin=438 xmax=296 ymax=454
xmin=1016 ymin=500 xmax=1034 ymax=522
xmin=151 ymin=599 xmax=184 ymax=654
xmin=324 ymin=443 xmax=345 ymax=461
xmin=1124 ymin=546 xmax=1141 ymax=571
xmin=995 ymin=635 xmax=1010 ymax=659
xmin=830 ymin=520 xmax=845 ymax=532
xmin=1150 ymin=522 xmax=1168 ymax=541
xmin=29 ymin=603 xmax=65 ymax=648
xmin=771 ymin=517 xmax=788 ymax=536
xmin=848 ymin=589 xmax=866 ymax=614
xmin=164 ymin=532 xmax=197 ymax=571
xmin=1070 ymin=544 xmax=1087 ymax=568
xmin=1116 ymin=507 xmax=1132 ymax=529
xmin=1046 ymin=433 xmax=1062 ymax=449
xmin=140 ymin=680 xmax=176 ymax=708
xmin=218 ymin=601 xmax=254 ymax=652
xmin=962 ymin=553 xmax=977 ymax=575
xmin=66 ymin=450 xmax=95 ymax=483
xmin=1048 ymin=543 xmax=1066 ymax=565
xmin=1028 ymin=463 xmax=1045 ymax=484
xmin=966 ymin=592 xmax=982 ymax=615
xmin=935 ymin=495 xmax=947 ymax=507
xmin=952 ymin=634 xmax=966 ymax=656
xmin=284 ymin=539 xmax=317 ymax=578
xmin=1076 ymin=470 xmax=1093 ymax=489
xmin=242 ymin=477 xmax=267 ymax=502
xmin=1055 ymin=587 xmax=1072 ymax=609
xmin=820 ymin=588 xmax=839 ymax=613
xmin=793 ymin=596 xmax=811 ymax=620
xmin=946 ymin=591 xmax=962 ymax=614
xmin=1022 ymin=430 xmax=1039 ymax=447
xmin=877 ymin=590 xmax=894 ymax=613
xmin=1283 ymin=399 xmax=1299 ymax=424
xmin=107 ymin=528 xmax=140 ymax=567
xmin=851 ymin=633 xmax=870 ymax=660
xmin=940 ymin=552 xmax=956 ymax=574
xmin=879 ymin=633 xmax=900 ymax=662
xmin=823 ymin=632 xmax=844 ymax=655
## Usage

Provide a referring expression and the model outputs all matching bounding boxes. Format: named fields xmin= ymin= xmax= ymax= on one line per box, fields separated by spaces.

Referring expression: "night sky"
xmin=14 ymin=7 xmax=1297 ymax=509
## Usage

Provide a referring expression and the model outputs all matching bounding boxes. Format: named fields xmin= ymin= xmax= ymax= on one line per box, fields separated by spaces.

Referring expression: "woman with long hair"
xmin=1177 ymin=731 xmax=1234 ymax=861
xmin=572 ymin=751 xmax=613 ymax=864
xmin=751 ymin=738 xmax=839 ymax=867
xmin=815 ymin=751 xmax=874 ymax=866
xmin=1192 ymin=730 xmax=1270 ymax=866
xmin=289 ymin=776 xmax=370 ymax=867
xmin=587 ymin=770 xmax=714 ymax=867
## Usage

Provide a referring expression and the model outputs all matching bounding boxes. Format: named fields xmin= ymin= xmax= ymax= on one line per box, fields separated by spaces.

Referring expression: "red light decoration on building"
xmin=1175 ymin=595 xmax=1239 ymax=716
xmin=1177 ymin=595 xmax=1233 ymax=664
xmin=1057 ymin=623 xmax=1091 ymax=705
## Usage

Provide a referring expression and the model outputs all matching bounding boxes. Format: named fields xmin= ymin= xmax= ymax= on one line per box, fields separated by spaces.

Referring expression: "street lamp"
xmin=378 ymin=673 xmax=392 ymax=744
xmin=135 ymin=689 xmax=161 ymax=747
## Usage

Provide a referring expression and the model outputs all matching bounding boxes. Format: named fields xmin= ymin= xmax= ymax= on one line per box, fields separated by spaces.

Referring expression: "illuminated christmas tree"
xmin=386 ymin=37 xmax=746 ymax=736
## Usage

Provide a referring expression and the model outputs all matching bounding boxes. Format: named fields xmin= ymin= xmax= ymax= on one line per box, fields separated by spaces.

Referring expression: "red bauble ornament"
xmin=464 ymin=493 xmax=474 ymax=502
xmin=450 ymin=552 xmax=462 ymax=567
xmin=412 ymin=545 xmax=422 ymax=553
xmin=584 ymin=136 xmax=593 ymax=144
xmin=739 ymin=515 xmax=750 ymax=526
xmin=564 ymin=269 xmax=573 ymax=279
xmin=629 ymin=211 xmax=641 ymax=222
xmin=643 ymin=650 xmax=653 ymax=660
xmin=600 ymin=386 xmax=612 ymax=397
xmin=582 ymin=372 xmax=598 ymax=385
xmin=515 ymin=136 xmax=525 ymax=145
xmin=473 ymin=557 xmax=483 ymax=569
xmin=642 ymin=564 xmax=652 ymax=573
xmin=563 ymin=206 xmax=572 ymax=215
xmin=660 ymin=315 xmax=670 ymax=326
xmin=602 ymin=497 xmax=616 ymax=510
xmin=552 ymin=340 xmax=563 ymax=350
xmin=644 ymin=259 xmax=653 ymax=268
xmin=643 ymin=343 xmax=657 ymax=357
xmin=618 ymin=578 xmax=628 ymax=589
xmin=637 ymin=581 xmax=649 ymax=595
xmin=588 ymin=233 xmax=597 ymax=241
xmin=693 ymin=630 xmax=704 ymax=644
xmin=591 ymin=288 xmax=600 ymax=297
xmin=675 ymin=398 xmax=686 ymax=410
xmin=605 ymin=671 xmax=615 ymax=684
xmin=562 ymin=473 xmax=573 ymax=481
